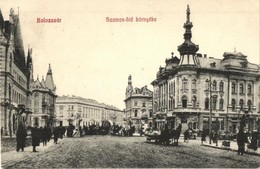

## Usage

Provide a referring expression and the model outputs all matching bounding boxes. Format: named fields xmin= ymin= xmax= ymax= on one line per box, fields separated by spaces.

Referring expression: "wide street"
xmin=2 ymin=135 xmax=260 ymax=168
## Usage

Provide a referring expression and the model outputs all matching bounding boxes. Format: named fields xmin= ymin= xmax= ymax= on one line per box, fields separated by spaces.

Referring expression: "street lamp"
xmin=206 ymin=76 xmax=213 ymax=144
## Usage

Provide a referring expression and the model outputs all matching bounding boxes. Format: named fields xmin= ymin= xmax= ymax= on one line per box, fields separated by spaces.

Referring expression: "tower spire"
xmin=186 ymin=5 xmax=190 ymax=23
xmin=47 ymin=63 xmax=52 ymax=75
xmin=128 ymin=74 xmax=132 ymax=85
xmin=177 ymin=5 xmax=199 ymax=65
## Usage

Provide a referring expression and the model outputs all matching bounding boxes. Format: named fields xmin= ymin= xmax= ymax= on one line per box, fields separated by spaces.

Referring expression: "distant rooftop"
xmin=56 ymin=95 xmax=122 ymax=111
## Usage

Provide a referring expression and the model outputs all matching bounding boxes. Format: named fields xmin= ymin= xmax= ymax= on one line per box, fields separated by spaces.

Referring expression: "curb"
xmin=202 ymin=144 xmax=260 ymax=157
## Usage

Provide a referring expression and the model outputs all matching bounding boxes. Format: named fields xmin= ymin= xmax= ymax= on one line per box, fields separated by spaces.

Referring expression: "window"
xmin=182 ymin=96 xmax=187 ymax=108
xmin=239 ymin=99 xmax=244 ymax=110
xmin=173 ymin=81 xmax=175 ymax=93
xmin=182 ymin=78 xmax=188 ymax=90
xmin=239 ymin=83 xmax=244 ymax=94
xmin=232 ymin=82 xmax=236 ymax=93
xmin=248 ymin=100 xmax=252 ymax=112
xmin=192 ymin=96 xmax=196 ymax=108
xmin=248 ymin=84 xmax=252 ymax=95
xmin=154 ymin=102 xmax=158 ymax=112
xmin=212 ymin=97 xmax=217 ymax=110
xmin=59 ymin=105 xmax=64 ymax=110
xmin=192 ymin=79 xmax=196 ymax=90
xmin=219 ymin=99 xmax=224 ymax=110
xmin=142 ymin=102 xmax=146 ymax=107
xmin=149 ymin=111 xmax=153 ymax=117
xmin=205 ymin=98 xmax=209 ymax=110
xmin=134 ymin=110 xmax=138 ymax=117
xmin=134 ymin=101 xmax=137 ymax=106
xmin=213 ymin=80 xmax=217 ymax=90
xmin=219 ymin=81 xmax=224 ymax=92
xmin=232 ymin=99 xmax=236 ymax=111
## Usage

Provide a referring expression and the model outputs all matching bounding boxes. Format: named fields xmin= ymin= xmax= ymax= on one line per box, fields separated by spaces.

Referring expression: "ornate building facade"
xmin=124 ymin=75 xmax=153 ymax=132
xmin=0 ymin=9 xmax=57 ymax=136
xmin=30 ymin=64 xmax=57 ymax=128
xmin=151 ymin=5 xmax=260 ymax=134
xmin=55 ymin=95 xmax=124 ymax=128
xmin=0 ymin=9 xmax=33 ymax=136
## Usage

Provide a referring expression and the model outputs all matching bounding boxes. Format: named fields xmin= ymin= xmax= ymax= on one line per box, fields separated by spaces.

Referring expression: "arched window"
xmin=213 ymin=80 xmax=217 ymax=90
xmin=134 ymin=110 xmax=138 ymax=117
xmin=232 ymin=99 xmax=236 ymax=111
xmin=192 ymin=96 xmax=196 ymax=108
xmin=182 ymin=96 xmax=187 ymax=108
xmin=219 ymin=81 xmax=224 ymax=92
xmin=247 ymin=100 xmax=252 ymax=112
xmin=232 ymin=82 xmax=236 ymax=93
xmin=248 ymin=84 xmax=252 ymax=95
xmin=239 ymin=83 xmax=244 ymax=94
xmin=239 ymin=99 xmax=244 ymax=110
xmin=205 ymin=98 xmax=209 ymax=110
xmin=212 ymin=97 xmax=217 ymax=110
xmin=219 ymin=99 xmax=224 ymax=110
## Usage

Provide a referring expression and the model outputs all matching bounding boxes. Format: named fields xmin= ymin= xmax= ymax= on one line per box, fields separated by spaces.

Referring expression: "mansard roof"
xmin=154 ymin=51 xmax=260 ymax=81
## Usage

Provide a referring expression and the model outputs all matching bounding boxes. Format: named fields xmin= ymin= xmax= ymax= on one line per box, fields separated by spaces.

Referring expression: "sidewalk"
xmin=1 ymin=138 xmax=64 ymax=167
xmin=202 ymin=139 xmax=260 ymax=156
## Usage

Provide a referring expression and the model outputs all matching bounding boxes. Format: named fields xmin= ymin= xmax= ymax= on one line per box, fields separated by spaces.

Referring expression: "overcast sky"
xmin=1 ymin=0 xmax=259 ymax=110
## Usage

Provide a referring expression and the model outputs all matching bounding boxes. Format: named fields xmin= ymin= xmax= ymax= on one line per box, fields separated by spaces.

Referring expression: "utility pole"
xmin=209 ymin=76 xmax=212 ymax=144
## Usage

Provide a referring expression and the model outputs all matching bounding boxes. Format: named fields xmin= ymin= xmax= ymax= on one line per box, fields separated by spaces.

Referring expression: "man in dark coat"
xmin=237 ymin=128 xmax=248 ymax=155
xmin=16 ymin=123 xmax=27 ymax=152
xmin=201 ymin=129 xmax=206 ymax=145
xmin=53 ymin=127 xmax=59 ymax=144
xmin=43 ymin=126 xmax=48 ymax=146
xmin=31 ymin=126 xmax=40 ymax=152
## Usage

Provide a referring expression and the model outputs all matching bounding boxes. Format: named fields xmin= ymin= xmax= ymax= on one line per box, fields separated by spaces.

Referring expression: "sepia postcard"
xmin=0 ymin=0 xmax=260 ymax=168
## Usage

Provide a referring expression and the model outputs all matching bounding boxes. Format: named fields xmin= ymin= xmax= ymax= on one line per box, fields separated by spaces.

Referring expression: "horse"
xmin=170 ymin=124 xmax=182 ymax=146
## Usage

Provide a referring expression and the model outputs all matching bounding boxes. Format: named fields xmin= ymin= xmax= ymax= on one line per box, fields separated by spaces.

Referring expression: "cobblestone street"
xmin=2 ymin=135 xmax=260 ymax=168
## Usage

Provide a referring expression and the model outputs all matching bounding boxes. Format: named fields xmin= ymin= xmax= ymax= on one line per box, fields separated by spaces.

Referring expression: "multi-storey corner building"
xmin=0 ymin=9 xmax=33 ymax=136
xmin=151 ymin=5 xmax=260 ymax=134
xmin=124 ymin=75 xmax=153 ymax=131
xmin=55 ymin=95 xmax=123 ymax=128
xmin=30 ymin=64 xmax=57 ymax=128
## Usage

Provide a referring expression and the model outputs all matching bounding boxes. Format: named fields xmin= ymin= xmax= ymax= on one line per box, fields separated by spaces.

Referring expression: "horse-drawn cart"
xmin=146 ymin=126 xmax=181 ymax=146
xmin=146 ymin=133 xmax=171 ymax=145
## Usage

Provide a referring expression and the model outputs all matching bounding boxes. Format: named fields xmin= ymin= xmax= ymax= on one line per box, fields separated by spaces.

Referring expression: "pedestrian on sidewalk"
xmin=42 ymin=126 xmax=48 ymax=146
xmin=237 ymin=128 xmax=248 ymax=155
xmin=31 ymin=126 xmax=40 ymax=152
xmin=16 ymin=123 xmax=27 ymax=152
xmin=184 ymin=129 xmax=189 ymax=143
xmin=201 ymin=129 xmax=206 ymax=145
xmin=1 ymin=126 xmax=3 ymax=137
xmin=53 ymin=127 xmax=59 ymax=144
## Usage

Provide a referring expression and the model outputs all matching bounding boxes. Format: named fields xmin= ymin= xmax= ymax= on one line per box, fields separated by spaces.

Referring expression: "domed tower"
xmin=178 ymin=5 xmax=199 ymax=66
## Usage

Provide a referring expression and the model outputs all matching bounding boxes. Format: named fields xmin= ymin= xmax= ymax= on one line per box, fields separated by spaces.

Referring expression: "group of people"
xmin=15 ymin=124 xmax=64 ymax=152
xmin=27 ymin=125 xmax=55 ymax=152
xmin=200 ymin=127 xmax=259 ymax=155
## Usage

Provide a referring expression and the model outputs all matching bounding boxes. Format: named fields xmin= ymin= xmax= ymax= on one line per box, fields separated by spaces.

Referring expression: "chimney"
xmin=204 ymin=54 xmax=207 ymax=58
